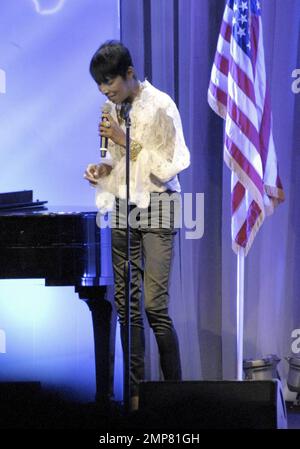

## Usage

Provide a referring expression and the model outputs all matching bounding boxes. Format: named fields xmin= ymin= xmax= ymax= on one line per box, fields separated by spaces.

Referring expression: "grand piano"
xmin=0 ymin=191 xmax=114 ymax=404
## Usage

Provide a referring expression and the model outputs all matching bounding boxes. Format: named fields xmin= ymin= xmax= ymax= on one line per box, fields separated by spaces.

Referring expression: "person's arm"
xmin=136 ymin=102 xmax=190 ymax=183
xmin=84 ymin=110 xmax=125 ymax=187
xmin=84 ymin=163 xmax=112 ymax=186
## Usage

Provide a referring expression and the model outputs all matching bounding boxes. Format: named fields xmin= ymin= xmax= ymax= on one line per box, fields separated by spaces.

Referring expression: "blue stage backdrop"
xmin=0 ymin=0 xmax=119 ymax=401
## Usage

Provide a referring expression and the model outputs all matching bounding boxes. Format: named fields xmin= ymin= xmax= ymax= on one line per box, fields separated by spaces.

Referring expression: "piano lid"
xmin=0 ymin=190 xmax=33 ymax=204
xmin=0 ymin=190 xmax=48 ymax=212
xmin=0 ymin=204 xmax=111 ymax=287
xmin=0 ymin=204 xmax=100 ymax=216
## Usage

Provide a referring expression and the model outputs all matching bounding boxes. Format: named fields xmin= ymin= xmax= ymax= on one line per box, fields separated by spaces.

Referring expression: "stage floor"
xmin=0 ymin=397 xmax=299 ymax=430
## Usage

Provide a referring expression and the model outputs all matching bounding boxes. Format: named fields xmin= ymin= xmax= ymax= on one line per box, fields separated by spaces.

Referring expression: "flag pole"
xmin=207 ymin=0 xmax=285 ymax=383
xmin=236 ymin=247 xmax=245 ymax=380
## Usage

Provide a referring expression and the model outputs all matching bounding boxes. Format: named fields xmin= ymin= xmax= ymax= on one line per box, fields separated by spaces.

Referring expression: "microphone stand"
xmin=123 ymin=103 xmax=132 ymax=415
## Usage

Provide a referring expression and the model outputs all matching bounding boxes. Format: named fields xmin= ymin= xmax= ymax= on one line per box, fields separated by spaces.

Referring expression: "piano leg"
xmin=75 ymin=286 xmax=115 ymax=405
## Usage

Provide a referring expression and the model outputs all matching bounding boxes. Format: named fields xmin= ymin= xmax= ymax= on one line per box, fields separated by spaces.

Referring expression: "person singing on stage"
xmin=84 ymin=40 xmax=190 ymax=411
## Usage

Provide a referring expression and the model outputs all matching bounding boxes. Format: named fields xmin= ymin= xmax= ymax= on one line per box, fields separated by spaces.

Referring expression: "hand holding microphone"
xmin=84 ymin=102 xmax=127 ymax=186
xmin=100 ymin=103 xmax=112 ymax=158
xmin=83 ymin=103 xmax=113 ymax=185
xmin=99 ymin=103 xmax=127 ymax=151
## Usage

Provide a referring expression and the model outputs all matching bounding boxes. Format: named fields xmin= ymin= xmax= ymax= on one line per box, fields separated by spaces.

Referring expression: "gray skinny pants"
xmin=111 ymin=194 xmax=182 ymax=396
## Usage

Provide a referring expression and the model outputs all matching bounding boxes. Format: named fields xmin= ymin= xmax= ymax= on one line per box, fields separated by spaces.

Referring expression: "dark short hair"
xmin=89 ymin=40 xmax=133 ymax=84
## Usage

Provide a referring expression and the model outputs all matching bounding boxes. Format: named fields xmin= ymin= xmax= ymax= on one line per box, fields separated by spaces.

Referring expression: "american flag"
xmin=208 ymin=0 xmax=284 ymax=255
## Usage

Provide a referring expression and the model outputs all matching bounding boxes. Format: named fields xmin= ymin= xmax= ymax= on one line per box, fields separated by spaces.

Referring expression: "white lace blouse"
xmin=94 ymin=80 xmax=190 ymax=213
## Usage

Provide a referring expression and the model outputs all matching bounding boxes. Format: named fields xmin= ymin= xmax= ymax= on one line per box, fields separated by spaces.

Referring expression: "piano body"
xmin=0 ymin=195 xmax=114 ymax=403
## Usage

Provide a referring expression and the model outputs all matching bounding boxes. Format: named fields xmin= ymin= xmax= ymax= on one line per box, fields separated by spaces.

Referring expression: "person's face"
xmin=98 ymin=67 xmax=135 ymax=104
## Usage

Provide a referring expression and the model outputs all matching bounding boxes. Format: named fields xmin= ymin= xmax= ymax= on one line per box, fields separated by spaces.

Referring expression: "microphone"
xmin=99 ymin=103 xmax=113 ymax=166
xmin=100 ymin=103 xmax=112 ymax=157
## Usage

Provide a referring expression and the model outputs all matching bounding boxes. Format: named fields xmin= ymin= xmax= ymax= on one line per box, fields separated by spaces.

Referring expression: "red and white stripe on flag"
xmin=208 ymin=0 xmax=284 ymax=255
